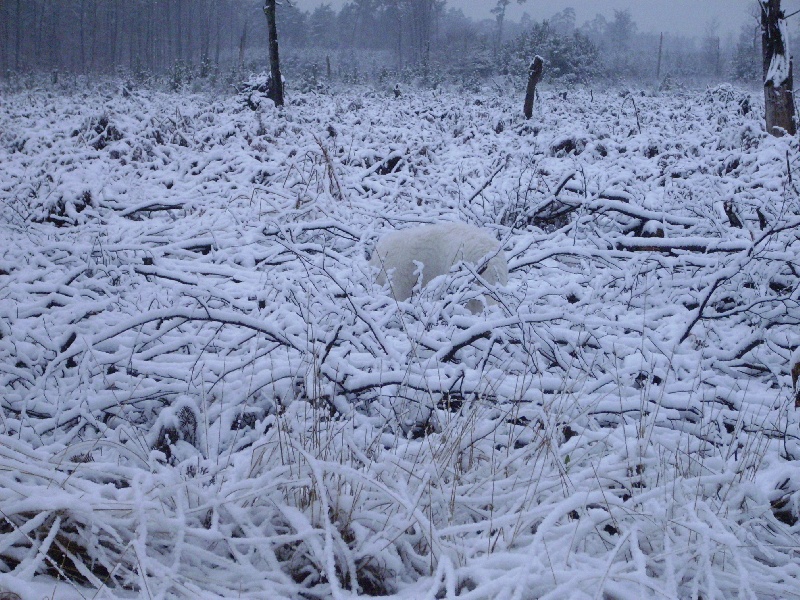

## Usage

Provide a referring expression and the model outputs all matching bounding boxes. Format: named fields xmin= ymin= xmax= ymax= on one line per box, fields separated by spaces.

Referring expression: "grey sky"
xmin=293 ymin=0 xmax=770 ymax=37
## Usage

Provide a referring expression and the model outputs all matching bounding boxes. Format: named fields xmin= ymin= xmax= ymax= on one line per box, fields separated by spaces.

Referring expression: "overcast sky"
xmin=293 ymin=0 xmax=770 ymax=38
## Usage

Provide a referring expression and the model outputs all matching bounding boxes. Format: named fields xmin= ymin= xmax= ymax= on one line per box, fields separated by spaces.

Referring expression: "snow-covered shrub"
xmin=704 ymin=83 xmax=752 ymax=111
xmin=167 ymin=60 xmax=194 ymax=91
xmin=74 ymin=113 xmax=124 ymax=151
xmin=550 ymin=133 xmax=589 ymax=156
xmin=235 ymin=72 xmax=283 ymax=110
xmin=369 ymin=222 xmax=508 ymax=312
xmin=148 ymin=396 xmax=202 ymax=465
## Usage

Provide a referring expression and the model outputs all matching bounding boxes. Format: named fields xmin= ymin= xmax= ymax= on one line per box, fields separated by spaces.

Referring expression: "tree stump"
xmin=524 ymin=56 xmax=544 ymax=120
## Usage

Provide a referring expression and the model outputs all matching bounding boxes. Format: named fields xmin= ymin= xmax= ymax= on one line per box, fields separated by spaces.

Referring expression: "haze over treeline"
xmin=299 ymin=0 xmax=755 ymax=38
xmin=0 ymin=0 xmax=764 ymax=86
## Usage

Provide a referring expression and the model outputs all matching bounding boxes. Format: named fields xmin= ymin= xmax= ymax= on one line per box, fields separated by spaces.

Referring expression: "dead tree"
xmin=761 ymin=0 xmax=795 ymax=136
xmin=656 ymin=32 xmax=663 ymax=79
xmin=492 ymin=0 xmax=511 ymax=56
xmin=523 ymin=56 xmax=544 ymax=120
xmin=238 ymin=23 xmax=248 ymax=69
xmin=263 ymin=0 xmax=284 ymax=107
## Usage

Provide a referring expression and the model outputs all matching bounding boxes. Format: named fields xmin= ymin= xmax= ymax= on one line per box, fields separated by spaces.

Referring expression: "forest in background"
xmin=0 ymin=0 xmax=767 ymax=90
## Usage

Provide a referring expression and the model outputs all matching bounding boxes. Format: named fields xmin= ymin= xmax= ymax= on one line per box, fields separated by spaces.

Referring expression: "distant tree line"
xmin=0 ymin=0 xmax=249 ymax=75
xmin=0 ymin=0 xmax=235 ymax=75
xmin=0 ymin=1 xmax=764 ymax=86
xmin=0 ymin=0 xmax=445 ymax=75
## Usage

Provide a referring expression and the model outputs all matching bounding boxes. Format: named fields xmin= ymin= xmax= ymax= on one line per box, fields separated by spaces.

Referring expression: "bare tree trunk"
xmin=165 ymin=0 xmax=173 ymax=66
xmin=492 ymin=0 xmax=509 ymax=57
xmin=79 ymin=0 xmax=86 ymax=73
xmin=15 ymin=0 xmax=22 ymax=71
xmin=0 ymin=3 xmax=7 ymax=73
xmin=214 ymin=1 xmax=222 ymax=67
xmin=263 ymin=0 xmax=284 ymax=107
xmin=144 ymin=0 xmax=152 ymax=71
xmin=89 ymin=0 xmax=99 ymax=71
xmin=523 ymin=56 xmax=544 ymax=120
xmin=128 ymin=3 xmax=136 ymax=70
xmin=397 ymin=18 xmax=403 ymax=69
xmin=238 ymin=22 xmax=247 ymax=69
xmin=495 ymin=11 xmax=505 ymax=57
xmin=35 ymin=0 xmax=46 ymax=68
xmin=186 ymin=0 xmax=194 ymax=66
xmin=201 ymin=0 xmax=212 ymax=69
xmin=761 ymin=0 xmax=796 ymax=136
xmin=656 ymin=32 xmax=663 ymax=79
xmin=50 ymin=2 xmax=60 ymax=72
xmin=176 ymin=0 xmax=184 ymax=63
xmin=111 ymin=1 xmax=118 ymax=70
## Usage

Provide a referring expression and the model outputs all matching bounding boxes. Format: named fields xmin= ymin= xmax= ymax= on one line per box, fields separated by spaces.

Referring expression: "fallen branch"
xmin=467 ymin=155 xmax=510 ymax=205
xmin=119 ymin=201 xmax=186 ymax=217
xmin=612 ymin=236 xmax=750 ymax=254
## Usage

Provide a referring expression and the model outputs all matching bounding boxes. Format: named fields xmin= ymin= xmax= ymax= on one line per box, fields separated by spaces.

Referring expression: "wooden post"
xmin=263 ymin=0 xmax=284 ymax=107
xmin=523 ymin=56 xmax=544 ymax=120
xmin=656 ymin=32 xmax=663 ymax=80
xmin=761 ymin=0 xmax=796 ymax=136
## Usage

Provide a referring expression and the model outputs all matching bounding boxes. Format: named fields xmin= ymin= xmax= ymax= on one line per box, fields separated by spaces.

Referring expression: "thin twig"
xmin=466 ymin=155 xmax=510 ymax=205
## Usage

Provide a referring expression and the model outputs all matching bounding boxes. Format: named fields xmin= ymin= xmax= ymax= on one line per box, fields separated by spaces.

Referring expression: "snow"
xmin=0 ymin=77 xmax=799 ymax=598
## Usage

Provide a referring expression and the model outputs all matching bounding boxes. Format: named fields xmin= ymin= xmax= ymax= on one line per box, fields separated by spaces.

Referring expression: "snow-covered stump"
xmin=523 ymin=56 xmax=544 ymax=120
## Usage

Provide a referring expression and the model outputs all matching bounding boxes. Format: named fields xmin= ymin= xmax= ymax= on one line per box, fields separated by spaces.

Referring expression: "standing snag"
xmin=524 ymin=56 xmax=544 ymax=120
xmin=761 ymin=0 xmax=796 ymax=136
xmin=656 ymin=32 xmax=664 ymax=80
xmin=263 ymin=0 xmax=284 ymax=107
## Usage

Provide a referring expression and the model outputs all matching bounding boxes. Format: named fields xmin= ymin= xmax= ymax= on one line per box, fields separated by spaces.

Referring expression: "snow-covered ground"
xmin=1 ymin=78 xmax=799 ymax=599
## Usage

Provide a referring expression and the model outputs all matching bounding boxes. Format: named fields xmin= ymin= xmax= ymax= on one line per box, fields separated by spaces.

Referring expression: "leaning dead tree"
xmin=523 ymin=56 xmax=544 ymax=120
xmin=263 ymin=0 xmax=284 ymax=107
xmin=761 ymin=0 xmax=795 ymax=136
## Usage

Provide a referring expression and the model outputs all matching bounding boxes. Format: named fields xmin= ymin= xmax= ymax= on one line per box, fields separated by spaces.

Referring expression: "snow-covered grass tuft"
xmin=1 ymin=78 xmax=799 ymax=598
